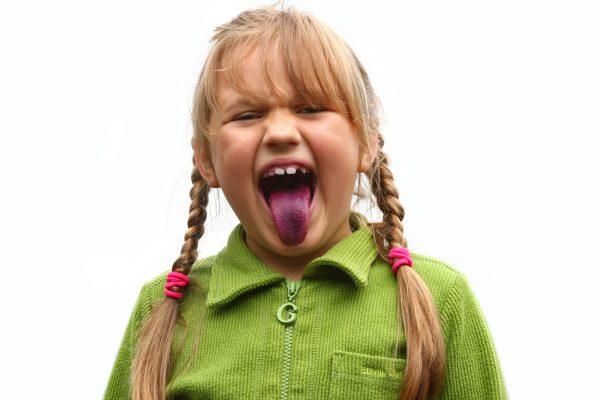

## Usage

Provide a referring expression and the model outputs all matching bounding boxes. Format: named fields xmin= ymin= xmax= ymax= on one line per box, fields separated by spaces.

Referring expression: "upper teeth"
xmin=264 ymin=165 xmax=309 ymax=178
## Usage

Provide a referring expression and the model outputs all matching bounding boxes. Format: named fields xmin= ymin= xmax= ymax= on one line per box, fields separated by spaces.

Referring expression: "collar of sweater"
xmin=205 ymin=216 xmax=380 ymax=308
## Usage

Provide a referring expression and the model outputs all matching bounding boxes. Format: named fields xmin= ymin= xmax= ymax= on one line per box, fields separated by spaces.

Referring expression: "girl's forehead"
xmin=214 ymin=46 xmax=314 ymax=110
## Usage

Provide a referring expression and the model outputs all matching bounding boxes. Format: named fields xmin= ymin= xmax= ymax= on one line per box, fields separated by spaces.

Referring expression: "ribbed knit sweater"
xmin=105 ymin=223 xmax=507 ymax=399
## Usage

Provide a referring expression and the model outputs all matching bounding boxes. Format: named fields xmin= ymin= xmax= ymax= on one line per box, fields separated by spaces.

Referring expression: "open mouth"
xmin=258 ymin=165 xmax=317 ymax=246
xmin=259 ymin=166 xmax=316 ymax=206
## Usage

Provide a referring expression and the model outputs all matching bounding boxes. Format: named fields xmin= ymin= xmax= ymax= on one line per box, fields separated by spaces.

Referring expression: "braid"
xmin=369 ymin=134 xmax=446 ymax=400
xmin=370 ymin=133 xmax=407 ymax=254
xmin=172 ymin=166 xmax=210 ymax=274
xmin=132 ymin=160 xmax=210 ymax=400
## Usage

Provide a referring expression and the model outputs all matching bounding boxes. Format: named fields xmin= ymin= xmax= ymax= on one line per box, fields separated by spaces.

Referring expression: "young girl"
xmin=105 ymin=6 xmax=506 ymax=400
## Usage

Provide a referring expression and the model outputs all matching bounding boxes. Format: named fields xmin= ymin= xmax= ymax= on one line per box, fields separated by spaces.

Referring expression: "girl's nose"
xmin=262 ymin=109 xmax=301 ymax=148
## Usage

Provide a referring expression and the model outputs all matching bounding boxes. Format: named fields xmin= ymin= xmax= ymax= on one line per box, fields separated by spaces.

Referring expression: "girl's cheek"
xmin=217 ymin=137 xmax=256 ymax=168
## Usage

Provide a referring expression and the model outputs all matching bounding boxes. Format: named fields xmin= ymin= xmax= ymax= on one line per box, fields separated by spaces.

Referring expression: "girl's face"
xmin=196 ymin=49 xmax=372 ymax=276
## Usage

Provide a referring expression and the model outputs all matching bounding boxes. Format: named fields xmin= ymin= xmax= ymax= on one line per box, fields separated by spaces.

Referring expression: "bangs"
xmin=210 ymin=14 xmax=356 ymax=118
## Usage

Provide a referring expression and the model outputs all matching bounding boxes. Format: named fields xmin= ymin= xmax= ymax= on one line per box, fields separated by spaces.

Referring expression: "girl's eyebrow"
xmin=220 ymin=96 xmax=262 ymax=115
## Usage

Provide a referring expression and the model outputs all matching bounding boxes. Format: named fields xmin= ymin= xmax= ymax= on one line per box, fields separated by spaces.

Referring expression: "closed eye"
xmin=232 ymin=113 xmax=261 ymax=122
xmin=297 ymin=106 xmax=325 ymax=114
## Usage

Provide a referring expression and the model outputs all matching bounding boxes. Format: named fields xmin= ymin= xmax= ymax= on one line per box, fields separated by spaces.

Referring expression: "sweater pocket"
xmin=329 ymin=351 xmax=405 ymax=400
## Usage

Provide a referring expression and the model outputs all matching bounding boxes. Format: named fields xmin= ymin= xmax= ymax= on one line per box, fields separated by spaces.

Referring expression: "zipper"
xmin=277 ymin=279 xmax=301 ymax=400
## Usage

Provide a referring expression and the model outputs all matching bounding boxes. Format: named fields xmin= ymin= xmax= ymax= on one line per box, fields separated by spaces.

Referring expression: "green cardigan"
xmin=105 ymin=224 xmax=507 ymax=399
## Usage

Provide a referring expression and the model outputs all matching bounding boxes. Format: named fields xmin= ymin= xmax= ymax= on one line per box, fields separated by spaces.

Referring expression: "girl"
xmin=105 ymin=6 xmax=506 ymax=400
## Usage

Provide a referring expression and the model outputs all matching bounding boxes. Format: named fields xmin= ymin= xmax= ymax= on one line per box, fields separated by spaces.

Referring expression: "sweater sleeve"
xmin=104 ymin=284 xmax=154 ymax=400
xmin=439 ymin=273 xmax=508 ymax=399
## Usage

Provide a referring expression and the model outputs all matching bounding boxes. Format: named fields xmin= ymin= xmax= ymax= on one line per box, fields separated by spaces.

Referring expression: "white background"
xmin=1 ymin=0 xmax=599 ymax=398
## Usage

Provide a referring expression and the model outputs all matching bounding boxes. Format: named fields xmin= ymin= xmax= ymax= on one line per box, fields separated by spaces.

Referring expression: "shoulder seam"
xmin=411 ymin=252 xmax=460 ymax=274
xmin=438 ymin=271 xmax=466 ymax=321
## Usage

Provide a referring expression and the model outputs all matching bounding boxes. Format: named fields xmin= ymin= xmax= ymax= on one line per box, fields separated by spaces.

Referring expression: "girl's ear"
xmin=193 ymin=140 xmax=220 ymax=188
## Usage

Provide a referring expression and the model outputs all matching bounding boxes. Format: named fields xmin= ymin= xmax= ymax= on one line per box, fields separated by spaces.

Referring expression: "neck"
xmin=244 ymin=241 xmax=319 ymax=281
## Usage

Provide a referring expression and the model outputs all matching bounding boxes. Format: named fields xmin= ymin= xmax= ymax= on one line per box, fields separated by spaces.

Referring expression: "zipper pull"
xmin=277 ymin=279 xmax=300 ymax=325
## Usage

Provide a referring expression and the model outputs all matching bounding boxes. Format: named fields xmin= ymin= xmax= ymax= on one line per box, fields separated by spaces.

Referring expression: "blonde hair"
xmin=133 ymin=6 xmax=445 ymax=400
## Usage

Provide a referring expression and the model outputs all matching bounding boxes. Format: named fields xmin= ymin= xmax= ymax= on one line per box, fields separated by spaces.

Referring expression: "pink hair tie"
xmin=165 ymin=271 xmax=190 ymax=299
xmin=388 ymin=247 xmax=413 ymax=273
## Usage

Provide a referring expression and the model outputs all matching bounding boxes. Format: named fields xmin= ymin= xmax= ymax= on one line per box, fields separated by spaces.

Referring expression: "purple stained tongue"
xmin=268 ymin=184 xmax=311 ymax=246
